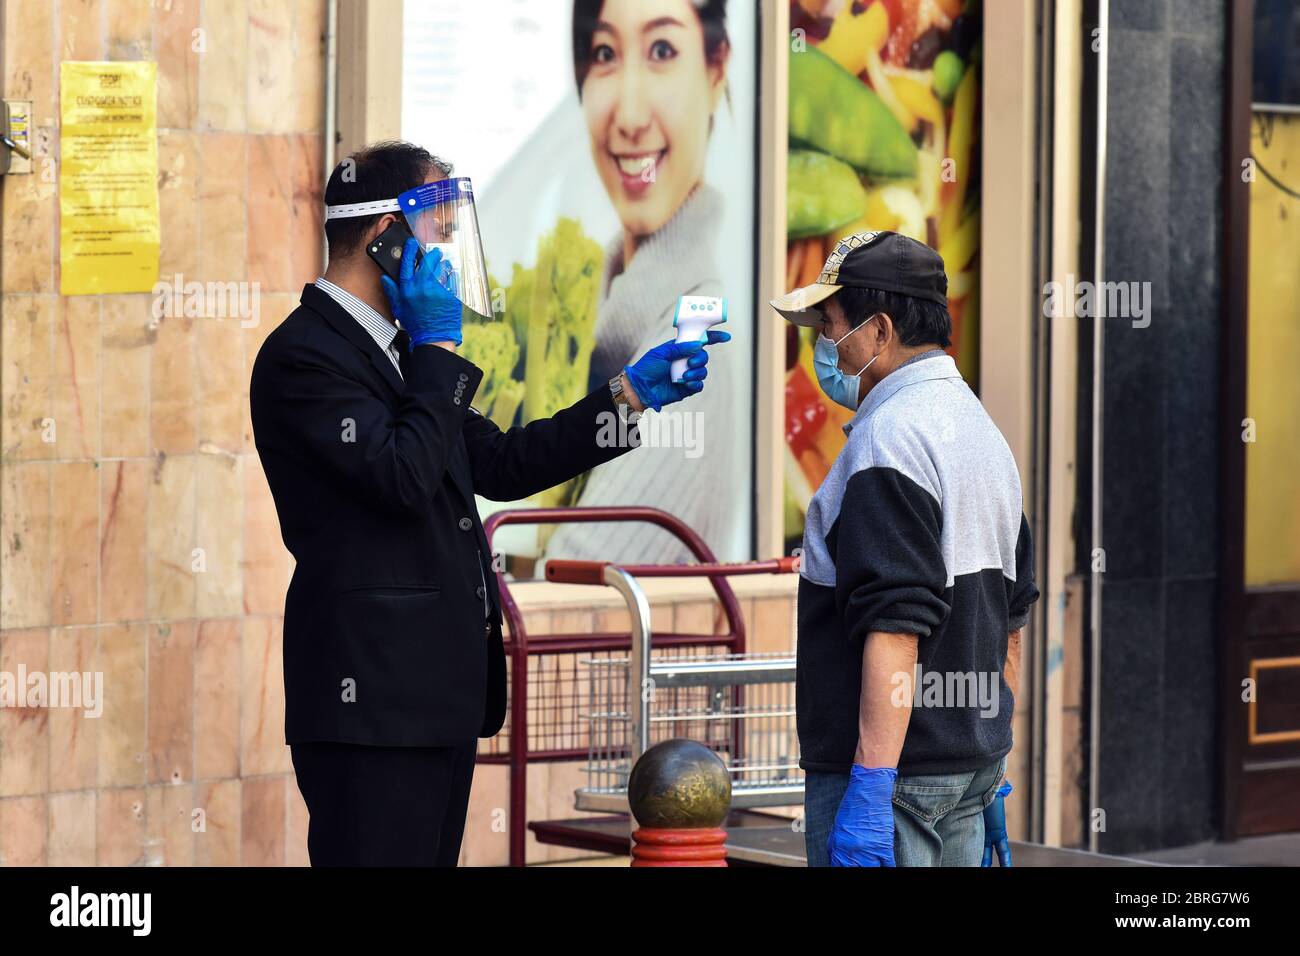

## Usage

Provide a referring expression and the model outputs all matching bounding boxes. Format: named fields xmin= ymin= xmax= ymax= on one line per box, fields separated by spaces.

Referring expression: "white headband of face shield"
xmin=323 ymin=198 xmax=402 ymax=220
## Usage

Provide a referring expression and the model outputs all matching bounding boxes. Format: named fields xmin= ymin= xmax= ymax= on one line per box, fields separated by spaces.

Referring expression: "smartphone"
xmin=367 ymin=221 xmax=422 ymax=284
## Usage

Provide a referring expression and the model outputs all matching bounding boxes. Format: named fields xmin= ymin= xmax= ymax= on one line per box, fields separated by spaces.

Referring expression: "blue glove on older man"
xmin=981 ymin=779 xmax=1013 ymax=867
xmin=828 ymin=765 xmax=897 ymax=866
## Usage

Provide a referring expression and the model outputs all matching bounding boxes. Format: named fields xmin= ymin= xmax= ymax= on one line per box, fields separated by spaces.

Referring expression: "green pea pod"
xmin=789 ymin=46 xmax=918 ymax=179
xmin=933 ymin=50 xmax=964 ymax=104
xmin=787 ymin=149 xmax=867 ymax=240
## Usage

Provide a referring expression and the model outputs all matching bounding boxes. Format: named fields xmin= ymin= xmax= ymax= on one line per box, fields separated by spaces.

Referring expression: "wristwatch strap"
xmin=609 ymin=373 xmax=630 ymax=407
xmin=608 ymin=374 xmax=642 ymax=426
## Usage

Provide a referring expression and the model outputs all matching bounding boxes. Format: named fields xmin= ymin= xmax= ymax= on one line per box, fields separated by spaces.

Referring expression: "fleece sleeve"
xmin=1006 ymin=513 xmax=1040 ymax=631
xmin=829 ymin=466 xmax=951 ymax=644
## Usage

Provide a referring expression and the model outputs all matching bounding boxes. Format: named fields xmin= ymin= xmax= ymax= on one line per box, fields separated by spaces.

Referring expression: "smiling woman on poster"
xmin=543 ymin=0 xmax=741 ymax=565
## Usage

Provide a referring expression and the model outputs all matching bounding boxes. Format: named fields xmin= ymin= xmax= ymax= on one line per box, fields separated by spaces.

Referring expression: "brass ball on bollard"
xmin=627 ymin=739 xmax=732 ymax=830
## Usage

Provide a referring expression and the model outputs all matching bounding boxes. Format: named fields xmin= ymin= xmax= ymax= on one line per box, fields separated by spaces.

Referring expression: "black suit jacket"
xmin=250 ymin=284 xmax=634 ymax=746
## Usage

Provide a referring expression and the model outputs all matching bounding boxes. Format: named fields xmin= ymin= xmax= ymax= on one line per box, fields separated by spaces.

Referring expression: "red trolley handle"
xmin=546 ymin=556 xmax=800 ymax=585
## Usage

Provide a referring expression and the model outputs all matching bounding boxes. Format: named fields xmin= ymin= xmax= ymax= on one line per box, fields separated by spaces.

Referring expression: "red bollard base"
xmin=630 ymin=827 xmax=729 ymax=867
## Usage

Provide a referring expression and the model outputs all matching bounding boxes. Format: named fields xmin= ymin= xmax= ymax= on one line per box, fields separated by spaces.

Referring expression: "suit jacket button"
xmin=453 ymin=397 xmax=461 ymax=405
xmin=476 ymin=585 xmax=486 ymax=600
xmin=458 ymin=517 xmax=472 ymax=531
xmin=458 ymin=373 xmax=469 ymax=382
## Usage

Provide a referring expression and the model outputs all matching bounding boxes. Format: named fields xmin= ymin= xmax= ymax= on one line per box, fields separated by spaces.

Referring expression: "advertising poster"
xmin=783 ymin=0 xmax=982 ymax=548
xmin=403 ymin=0 xmax=757 ymax=565
xmin=59 ymin=61 xmax=160 ymax=295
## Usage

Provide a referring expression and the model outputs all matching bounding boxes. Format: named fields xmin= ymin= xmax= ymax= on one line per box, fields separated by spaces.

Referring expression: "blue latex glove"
xmin=981 ymin=779 xmax=1013 ymax=867
xmin=623 ymin=330 xmax=731 ymax=412
xmin=379 ymin=238 xmax=463 ymax=347
xmin=828 ymin=765 xmax=897 ymax=867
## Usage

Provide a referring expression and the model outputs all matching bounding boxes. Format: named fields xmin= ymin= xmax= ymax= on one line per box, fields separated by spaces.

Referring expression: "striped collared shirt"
xmin=314 ymin=277 xmax=404 ymax=378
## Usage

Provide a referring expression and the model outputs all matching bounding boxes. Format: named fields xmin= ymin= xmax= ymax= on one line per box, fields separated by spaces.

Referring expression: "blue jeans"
xmin=803 ymin=756 xmax=1007 ymax=867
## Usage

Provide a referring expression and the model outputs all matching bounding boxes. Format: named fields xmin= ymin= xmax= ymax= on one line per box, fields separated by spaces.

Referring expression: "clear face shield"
xmin=396 ymin=178 xmax=493 ymax=319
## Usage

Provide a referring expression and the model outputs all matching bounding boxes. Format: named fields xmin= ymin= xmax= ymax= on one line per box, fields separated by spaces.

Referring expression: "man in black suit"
xmin=250 ymin=141 xmax=728 ymax=866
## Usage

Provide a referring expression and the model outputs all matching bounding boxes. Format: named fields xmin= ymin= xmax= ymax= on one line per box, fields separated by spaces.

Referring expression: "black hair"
xmin=835 ymin=286 xmax=952 ymax=349
xmin=572 ymin=0 xmax=730 ymax=94
xmin=323 ymin=141 xmax=452 ymax=259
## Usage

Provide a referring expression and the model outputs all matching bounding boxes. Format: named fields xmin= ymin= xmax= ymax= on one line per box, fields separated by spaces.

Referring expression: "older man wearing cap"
xmin=772 ymin=231 xmax=1039 ymax=867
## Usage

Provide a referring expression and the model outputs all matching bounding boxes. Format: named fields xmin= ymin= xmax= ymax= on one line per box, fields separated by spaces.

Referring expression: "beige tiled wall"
xmin=0 ymin=0 xmax=322 ymax=867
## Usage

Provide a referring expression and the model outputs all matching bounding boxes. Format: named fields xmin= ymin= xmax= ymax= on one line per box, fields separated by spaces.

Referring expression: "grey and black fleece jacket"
xmin=797 ymin=351 xmax=1039 ymax=775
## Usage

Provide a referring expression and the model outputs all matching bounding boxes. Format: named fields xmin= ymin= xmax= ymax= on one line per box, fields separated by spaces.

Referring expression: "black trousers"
xmin=290 ymin=740 xmax=477 ymax=867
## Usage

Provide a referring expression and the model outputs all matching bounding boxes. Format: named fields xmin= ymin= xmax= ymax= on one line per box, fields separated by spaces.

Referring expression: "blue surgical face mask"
xmin=813 ymin=315 xmax=880 ymax=410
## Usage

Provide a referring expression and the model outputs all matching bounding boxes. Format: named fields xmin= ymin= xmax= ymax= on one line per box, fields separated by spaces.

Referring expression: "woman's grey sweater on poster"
xmin=543 ymin=185 xmax=742 ymax=565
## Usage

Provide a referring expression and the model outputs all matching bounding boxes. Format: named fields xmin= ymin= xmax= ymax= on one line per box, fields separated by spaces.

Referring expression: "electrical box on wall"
xmin=2 ymin=99 xmax=34 ymax=175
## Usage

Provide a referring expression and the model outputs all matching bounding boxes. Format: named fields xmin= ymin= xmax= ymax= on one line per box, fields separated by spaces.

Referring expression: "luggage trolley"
xmin=482 ymin=506 xmax=803 ymax=866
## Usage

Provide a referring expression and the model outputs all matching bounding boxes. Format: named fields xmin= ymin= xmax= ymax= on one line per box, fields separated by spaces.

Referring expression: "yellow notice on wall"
xmin=59 ymin=61 xmax=160 ymax=295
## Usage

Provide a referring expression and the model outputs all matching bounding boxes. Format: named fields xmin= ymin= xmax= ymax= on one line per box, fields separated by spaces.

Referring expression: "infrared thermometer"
xmin=671 ymin=296 xmax=728 ymax=383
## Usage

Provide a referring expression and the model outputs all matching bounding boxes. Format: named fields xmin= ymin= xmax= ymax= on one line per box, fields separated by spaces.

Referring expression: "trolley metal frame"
xmin=482 ymin=506 xmax=799 ymax=867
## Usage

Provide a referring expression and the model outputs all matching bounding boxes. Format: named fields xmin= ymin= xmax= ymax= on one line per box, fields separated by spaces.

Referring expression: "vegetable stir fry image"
xmin=784 ymin=0 xmax=982 ymax=545
xmin=477 ymin=218 xmax=604 ymax=435
xmin=472 ymin=217 xmax=604 ymax=510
